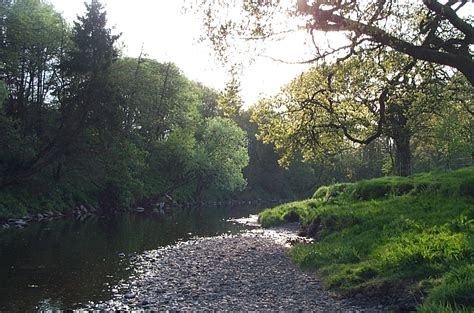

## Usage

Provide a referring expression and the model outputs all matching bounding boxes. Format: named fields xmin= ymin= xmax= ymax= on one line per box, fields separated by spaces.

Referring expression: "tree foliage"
xmin=218 ymin=66 xmax=243 ymax=118
xmin=192 ymin=0 xmax=473 ymax=84
xmin=252 ymin=50 xmax=471 ymax=176
xmin=0 ymin=0 xmax=251 ymax=214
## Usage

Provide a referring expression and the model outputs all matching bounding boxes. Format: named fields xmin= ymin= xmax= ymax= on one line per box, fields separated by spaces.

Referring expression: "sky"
xmin=47 ymin=0 xmax=312 ymax=108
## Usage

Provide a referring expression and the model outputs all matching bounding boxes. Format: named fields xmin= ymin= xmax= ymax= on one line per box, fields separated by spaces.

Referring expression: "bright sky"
xmin=47 ymin=0 xmax=312 ymax=108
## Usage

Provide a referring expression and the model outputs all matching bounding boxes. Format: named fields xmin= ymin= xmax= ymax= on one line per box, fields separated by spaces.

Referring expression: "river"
xmin=0 ymin=205 xmax=265 ymax=311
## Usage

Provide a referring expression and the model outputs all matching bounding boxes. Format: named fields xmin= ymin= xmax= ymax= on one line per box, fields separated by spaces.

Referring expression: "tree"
xmin=60 ymin=0 xmax=120 ymax=128
xmin=0 ymin=81 xmax=6 ymax=108
xmin=197 ymin=117 xmax=249 ymax=196
xmin=411 ymin=72 xmax=473 ymax=171
xmin=218 ymin=66 xmax=243 ymax=118
xmin=252 ymin=51 xmax=450 ymax=176
xmin=0 ymin=0 xmax=66 ymax=129
xmin=192 ymin=0 xmax=474 ymax=84
xmin=0 ymin=0 xmax=68 ymax=187
xmin=0 ymin=0 xmax=122 ymax=188
xmin=150 ymin=117 xmax=249 ymax=200
xmin=110 ymin=58 xmax=200 ymax=143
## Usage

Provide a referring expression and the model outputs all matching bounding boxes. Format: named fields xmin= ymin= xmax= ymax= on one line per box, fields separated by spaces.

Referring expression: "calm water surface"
xmin=0 ymin=205 xmax=264 ymax=311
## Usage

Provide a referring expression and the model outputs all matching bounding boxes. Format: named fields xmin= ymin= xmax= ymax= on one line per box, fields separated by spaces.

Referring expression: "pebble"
xmin=88 ymin=219 xmax=391 ymax=312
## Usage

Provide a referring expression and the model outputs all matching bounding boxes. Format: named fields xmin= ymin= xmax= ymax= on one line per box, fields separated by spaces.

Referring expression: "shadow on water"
xmin=0 ymin=204 xmax=268 ymax=311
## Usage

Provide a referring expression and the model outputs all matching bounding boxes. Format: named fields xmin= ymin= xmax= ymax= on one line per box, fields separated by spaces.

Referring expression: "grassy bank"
xmin=259 ymin=167 xmax=474 ymax=312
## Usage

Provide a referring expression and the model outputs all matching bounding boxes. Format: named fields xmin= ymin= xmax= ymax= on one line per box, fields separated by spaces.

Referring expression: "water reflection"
xmin=0 ymin=205 xmax=265 ymax=311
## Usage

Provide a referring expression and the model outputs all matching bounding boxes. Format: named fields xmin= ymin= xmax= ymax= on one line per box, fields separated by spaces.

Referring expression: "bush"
xmin=258 ymin=199 xmax=320 ymax=227
xmin=415 ymin=182 xmax=440 ymax=194
xmin=324 ymin=183 xmax=353 ymax=202
xmin=417 ymin=302 xmax=472 ymax=313
xmin=316 ymin=213 xmax=361 ymax=238
xmin=377 ymin=225 xmax=471 ymax=269
xmin=0 ymin=191 xmax=28 ymax=219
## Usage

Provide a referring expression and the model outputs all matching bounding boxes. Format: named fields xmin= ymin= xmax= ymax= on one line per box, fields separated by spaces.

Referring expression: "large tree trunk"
xmin=394 ymin=134 xmax=411 ymax=177
xmin=387 ymin=100 xmax=412 ymax=177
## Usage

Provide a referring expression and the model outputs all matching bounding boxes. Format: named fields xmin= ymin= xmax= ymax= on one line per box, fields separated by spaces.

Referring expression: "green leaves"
xmin=252 ymin=52 xmax=387 ymax=166
xmin=217 ymin=66 xmax=243 ymax=118
xmin=200 ymin=117 xmax=249 ymax=193
xmin=148 ymin=117 xmax=249 ymax=200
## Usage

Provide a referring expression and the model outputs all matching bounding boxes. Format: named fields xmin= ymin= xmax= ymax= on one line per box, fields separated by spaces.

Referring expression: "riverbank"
xmin=258 ymin=167 xmax=474 ymax=312
xmin=0 ymin=198 xmax=293 ymax=231
xmin=87 ymin=220 xmax=388 ymax=311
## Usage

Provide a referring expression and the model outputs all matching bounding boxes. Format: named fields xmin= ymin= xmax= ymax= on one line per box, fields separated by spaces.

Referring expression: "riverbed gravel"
xmin=89 ymin=220 xmax=389 ymax=311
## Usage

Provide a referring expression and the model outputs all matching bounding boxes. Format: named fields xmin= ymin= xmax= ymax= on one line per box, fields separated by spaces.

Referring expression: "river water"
xmin=0 ymin=205 xmax=266 ymax=311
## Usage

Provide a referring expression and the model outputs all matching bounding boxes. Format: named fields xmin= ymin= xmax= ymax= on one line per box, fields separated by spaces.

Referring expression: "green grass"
xmin=259 ymin=167 xmax=474 ymax=312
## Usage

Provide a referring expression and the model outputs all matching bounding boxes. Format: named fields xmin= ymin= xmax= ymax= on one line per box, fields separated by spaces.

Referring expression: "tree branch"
xmin=422 ymin=0 xmax=474 ymax=40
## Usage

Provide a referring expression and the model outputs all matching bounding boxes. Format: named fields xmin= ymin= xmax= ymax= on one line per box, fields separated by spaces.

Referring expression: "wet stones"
xmin=95 ymin=228 xmax=387 ymax=311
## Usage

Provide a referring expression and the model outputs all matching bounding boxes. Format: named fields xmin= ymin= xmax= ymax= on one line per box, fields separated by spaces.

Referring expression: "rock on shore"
xmin=90 ymin=225 xmax=388 ymax=311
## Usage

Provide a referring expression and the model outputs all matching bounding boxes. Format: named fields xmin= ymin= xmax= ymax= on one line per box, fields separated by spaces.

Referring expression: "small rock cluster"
xmin=73 ymin=204 xmax=98 ymax=220
xmin=1 ymin=210 xmax=64 ymax=229
xmin=87 ymin=227 xmax=389 ymax=311
xmin=1 ymin=204 xmax=101 ymax=230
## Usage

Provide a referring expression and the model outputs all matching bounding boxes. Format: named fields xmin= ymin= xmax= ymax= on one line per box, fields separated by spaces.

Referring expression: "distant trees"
xmin=218 ymin=66 xmax=243 ymax=118
xmin=1 ymin=0 xmax=471 ymax=217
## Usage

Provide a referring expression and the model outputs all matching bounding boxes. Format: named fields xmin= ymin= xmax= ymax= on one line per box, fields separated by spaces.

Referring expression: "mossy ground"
xmin=259 ymin=167 xmax=474 ymax=312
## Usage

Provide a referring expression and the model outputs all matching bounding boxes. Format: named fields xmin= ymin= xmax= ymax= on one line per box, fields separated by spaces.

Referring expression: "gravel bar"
xmin=89 ymin=222 xmax=388 ymax=311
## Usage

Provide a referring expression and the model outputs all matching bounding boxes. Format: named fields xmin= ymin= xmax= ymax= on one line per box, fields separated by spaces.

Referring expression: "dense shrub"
xmin=283 ymin=210 xmax=300 ymax=222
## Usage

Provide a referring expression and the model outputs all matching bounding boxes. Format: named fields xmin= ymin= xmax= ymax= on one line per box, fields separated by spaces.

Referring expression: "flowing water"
xmin=0 ymin=205 xmax=266 ymax=311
